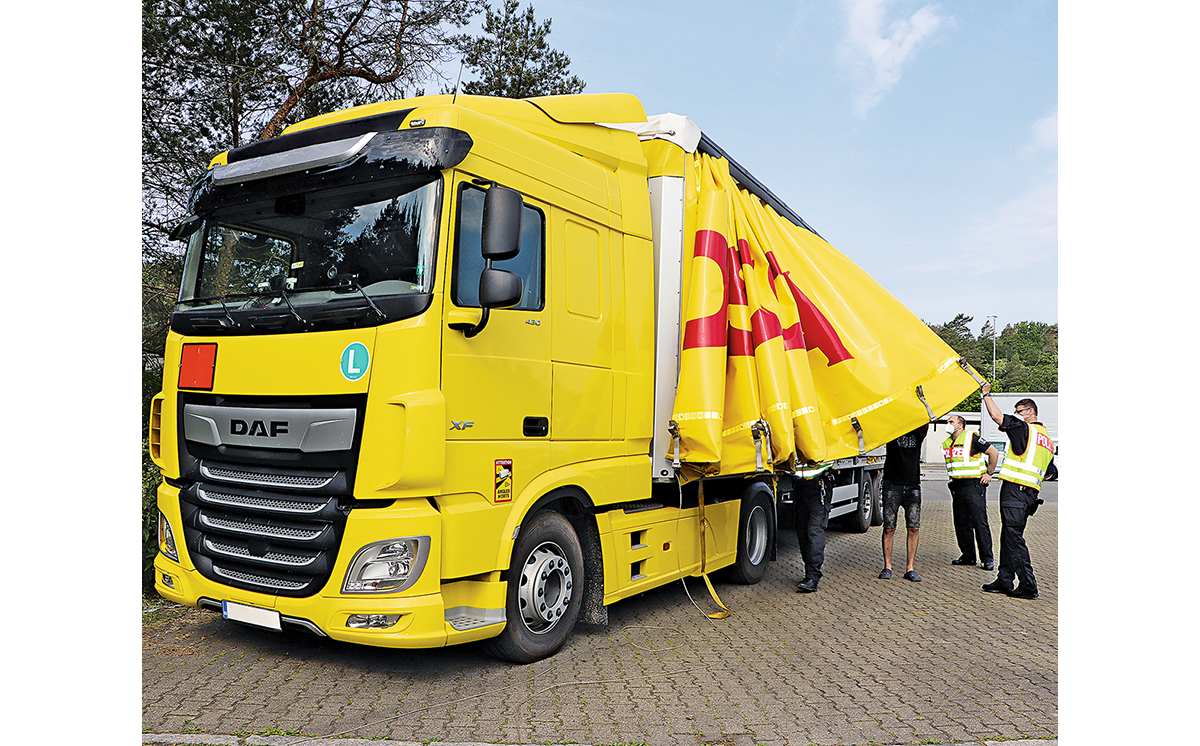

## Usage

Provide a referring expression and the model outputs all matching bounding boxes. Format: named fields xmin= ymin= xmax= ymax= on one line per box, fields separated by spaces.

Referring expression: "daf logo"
xmin=450 ymin=420 xmax=475 ymax=431
xmin=230 ymin=419 xmax=290 ymax=437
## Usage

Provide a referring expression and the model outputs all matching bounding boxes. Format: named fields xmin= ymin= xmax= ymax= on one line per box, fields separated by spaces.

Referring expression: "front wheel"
xmin=718 ymin=482 xmax=775 ymax=584
xmin=483 ymin=511 xmax=584 ymax=663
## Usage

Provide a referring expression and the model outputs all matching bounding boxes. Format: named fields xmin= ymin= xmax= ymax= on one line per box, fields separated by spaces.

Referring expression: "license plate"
xmin=222 ymin=600 xmax=282 ymax=631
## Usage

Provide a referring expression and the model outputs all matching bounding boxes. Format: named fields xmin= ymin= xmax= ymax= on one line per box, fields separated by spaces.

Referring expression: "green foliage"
xmin=143 ymin=356 xmax=166 ymax=591
xmin=928 ymin=314 xmax=1057 ymax=412
xmin=455 ymin=0 xmax=586 ymax=98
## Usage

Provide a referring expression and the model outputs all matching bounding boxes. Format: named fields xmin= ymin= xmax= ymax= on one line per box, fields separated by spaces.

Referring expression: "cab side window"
xmin=452 ymin=184 xmax=545 ymax=311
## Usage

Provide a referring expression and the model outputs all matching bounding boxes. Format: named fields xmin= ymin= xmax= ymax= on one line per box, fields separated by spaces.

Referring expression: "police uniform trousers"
xmin=795 ymin=480 xmax=830 ymax=582
xmin=949 ymin=477 xmax=994 ymax=565
xmin=997 ymin=479 xmax=1038 ymax=593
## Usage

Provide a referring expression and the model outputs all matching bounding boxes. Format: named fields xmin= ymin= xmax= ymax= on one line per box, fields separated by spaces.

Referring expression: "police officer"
xmin=943 ymin=415 xmax=999 ymax=570
xmin=980 ymin=383 xmax=1057 ymax=600
xmin=794 ymin=467 xmax=832 ymax=593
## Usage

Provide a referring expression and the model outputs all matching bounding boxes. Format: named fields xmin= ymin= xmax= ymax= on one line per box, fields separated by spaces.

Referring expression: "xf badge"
xmin=450 ymin=420 xmax=475 ymax=431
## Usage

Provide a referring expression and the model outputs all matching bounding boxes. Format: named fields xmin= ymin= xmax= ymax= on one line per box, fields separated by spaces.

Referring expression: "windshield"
xmin=178 ymin=174 xmax=441 ymax=310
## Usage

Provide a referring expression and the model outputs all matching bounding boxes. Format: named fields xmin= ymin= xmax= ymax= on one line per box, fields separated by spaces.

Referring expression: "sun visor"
xmin=212 ymin=133 xmax=377 ymax=186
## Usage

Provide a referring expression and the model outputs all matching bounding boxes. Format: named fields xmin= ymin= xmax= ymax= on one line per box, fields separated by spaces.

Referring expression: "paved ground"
xmin=143 ymin=470 xmax=1057 ymax=746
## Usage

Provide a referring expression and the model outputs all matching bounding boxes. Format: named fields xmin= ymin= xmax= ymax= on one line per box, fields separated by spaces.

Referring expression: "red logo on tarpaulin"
xmin=681 ymin=230 xmax=729 ymax=351
xmin=679 ymin=230 xmax=854 ymax=366
xmin=179 ymin=343 xmax=218 ymax=390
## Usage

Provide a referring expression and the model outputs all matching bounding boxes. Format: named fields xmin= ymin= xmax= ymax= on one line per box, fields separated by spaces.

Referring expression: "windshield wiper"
xmin=349 ymin=280 xmax=386 ymax=322
xmin=216 ymin=297 xmax=240 ymax=329
xmin=275 ymin=286 xmax=308 ymax=327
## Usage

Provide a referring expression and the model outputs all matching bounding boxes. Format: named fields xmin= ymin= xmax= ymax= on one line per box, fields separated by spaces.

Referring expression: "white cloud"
xmin=956 ymin=180 xmax=1058 ymax=272
xmin=905 ymin=108 xmax=1059 ymax=278
xmin=1032 ymin=109 xmax=1058 ymax=151
xmin=838 ymin=0 xmax=948 ymax=117
xmin=903 ymin=179 xmax=1056 ymax=279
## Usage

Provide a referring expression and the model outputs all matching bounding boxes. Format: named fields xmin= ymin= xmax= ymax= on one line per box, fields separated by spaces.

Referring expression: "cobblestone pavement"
xmin=143 ymin=476 xmax=1057 ymax=746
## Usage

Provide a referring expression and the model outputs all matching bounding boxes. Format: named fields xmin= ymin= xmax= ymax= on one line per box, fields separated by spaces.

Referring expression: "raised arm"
xmin=981 ymin=382 xmax=1003 ymax=425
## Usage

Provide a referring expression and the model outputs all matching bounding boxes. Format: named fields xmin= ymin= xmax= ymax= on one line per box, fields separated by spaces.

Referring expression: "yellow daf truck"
xmin=151 ymin=93 xmax=976 ymax=662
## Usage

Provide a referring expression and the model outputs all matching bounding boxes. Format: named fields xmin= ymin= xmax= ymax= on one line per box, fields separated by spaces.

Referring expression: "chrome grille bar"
xmin=199 ymin=513 xmax=323 ymax=541
xmin=200 ymin=463 xmax=334 ymax=490
xmin=204 ymin=538 xmax=320 ymax=568
xmin=197 ymin=487 xmax=327 ymax=515
xmin=212 ymin=565 xmax=307 ymax=591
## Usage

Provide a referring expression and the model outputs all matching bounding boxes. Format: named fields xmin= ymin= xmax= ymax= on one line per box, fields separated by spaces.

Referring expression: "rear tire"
xmin=845 ymin=473 xmax=873 ymax=533
xmin=870 ymin=470 xmax=883 ymax=526
xmin=718 ymin=482 xmax=775 ymax=584
xmin=483 ymin=511 xmax=583 ymax=663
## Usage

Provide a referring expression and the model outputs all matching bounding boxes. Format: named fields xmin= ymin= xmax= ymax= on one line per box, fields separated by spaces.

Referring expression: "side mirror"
xmin=479 ymin=268 xmax=523 ymax=309
xmin=481 ymin=186 xmax=522 ymax=260
xmin=451 ymin=183 xmax=526 ymax=339
xmin=168 ymin=215 xmax=203 ymax=242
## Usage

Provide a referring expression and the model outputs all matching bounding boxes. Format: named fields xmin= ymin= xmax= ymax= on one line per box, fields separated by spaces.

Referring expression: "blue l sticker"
xmin=340 ymin=342 xmax=370 ymax=381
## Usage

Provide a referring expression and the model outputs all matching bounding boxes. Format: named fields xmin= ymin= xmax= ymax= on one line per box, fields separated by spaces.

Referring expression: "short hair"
xmin=947 ymin=415 xmax=962 ymax=427
xmin=1015 ymin=398 xmax=1037 ymax=416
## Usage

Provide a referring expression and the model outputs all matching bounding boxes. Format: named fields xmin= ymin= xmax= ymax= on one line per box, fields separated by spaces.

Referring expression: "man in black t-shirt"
xmin=879 ymin=423 xmax=928 ymax=582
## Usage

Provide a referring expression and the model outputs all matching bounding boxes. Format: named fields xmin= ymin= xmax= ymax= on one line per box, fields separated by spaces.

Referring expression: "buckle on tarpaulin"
xmin=750 ymin=419 xmax=771 ymax=472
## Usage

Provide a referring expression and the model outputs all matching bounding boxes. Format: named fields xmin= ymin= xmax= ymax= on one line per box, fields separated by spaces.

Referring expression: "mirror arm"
xmin=448 ymin=307 xmax=490 ymax=338
xmin=449 ymin=258 xmax=494 ymax=338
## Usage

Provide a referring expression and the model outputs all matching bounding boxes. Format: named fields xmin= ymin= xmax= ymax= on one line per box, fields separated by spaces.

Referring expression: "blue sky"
xmin=454 ymin=0 xmax=1059 ymax=333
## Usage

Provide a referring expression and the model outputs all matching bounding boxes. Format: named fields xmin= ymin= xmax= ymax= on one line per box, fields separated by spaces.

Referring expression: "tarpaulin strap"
xmin=832 ymin=395 xmax=899 ymax=426
xmin=850 ymin=417 xmax=866 ymax=456
xmin=833 ymin=356 xmax=965 ymax=427
xmin=721 ymin=420 xmax=760 ymax=438
xmin=668 ymin=420 xmax=682 ymax=469
xmin=696 ymin=479 xmax=730 ymax=619
xmin=957 ymin=356 xmax=987 ymax=386
xmin=915 ymin=385 xmax=935 ymax=422
xmin=750 ymin=420 xmax=771 ymax=472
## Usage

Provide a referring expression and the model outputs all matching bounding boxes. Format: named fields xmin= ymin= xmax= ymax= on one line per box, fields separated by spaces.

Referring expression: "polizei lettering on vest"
xmin=230 ymin=419 xmax=290 ymax=437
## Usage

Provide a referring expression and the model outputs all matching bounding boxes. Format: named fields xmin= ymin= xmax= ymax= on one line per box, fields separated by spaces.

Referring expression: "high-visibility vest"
xmin=999 ymin=422 xmax=1055 ymax=490
xmin=942 ymin=430 xmax=986 ymax=478
xmin=795 ymin=462 xmax=832 ymax=479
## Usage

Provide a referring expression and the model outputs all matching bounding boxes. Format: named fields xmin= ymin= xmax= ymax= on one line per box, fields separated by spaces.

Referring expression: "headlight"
xmin=342 ymin=536 xmax=429 ymax=593
xmin=158 ymin=511 xmax=179 ymax=561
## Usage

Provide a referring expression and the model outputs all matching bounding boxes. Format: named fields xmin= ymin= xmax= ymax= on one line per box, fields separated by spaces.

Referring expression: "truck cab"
xmin=151 ymin=94 xmax=737 ymax=662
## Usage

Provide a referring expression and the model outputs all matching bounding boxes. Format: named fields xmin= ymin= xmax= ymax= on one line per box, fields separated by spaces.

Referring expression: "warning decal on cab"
xmin=494 ymin=460 xmax=513 ymax=503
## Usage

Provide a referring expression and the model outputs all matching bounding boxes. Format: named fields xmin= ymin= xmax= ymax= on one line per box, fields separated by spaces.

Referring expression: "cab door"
xmin=440 ymin=176 xmax=552 ymax=508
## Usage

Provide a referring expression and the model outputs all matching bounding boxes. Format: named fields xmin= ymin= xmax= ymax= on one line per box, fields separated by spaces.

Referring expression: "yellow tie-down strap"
xmin=696 ymin=480 xmax=730 ymax=619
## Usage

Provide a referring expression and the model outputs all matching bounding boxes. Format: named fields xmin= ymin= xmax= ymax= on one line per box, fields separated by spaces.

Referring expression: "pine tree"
xmin=455 ymin=0 xmax=585 ymax=98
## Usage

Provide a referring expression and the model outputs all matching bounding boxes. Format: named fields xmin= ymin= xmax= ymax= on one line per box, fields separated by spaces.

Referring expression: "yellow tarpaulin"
xmin=671 ymin=152 xmax=980 ymax=477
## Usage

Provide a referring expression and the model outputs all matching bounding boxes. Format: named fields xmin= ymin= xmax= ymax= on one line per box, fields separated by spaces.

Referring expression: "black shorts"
xmin=882 ymin=483 xmax=921 ymax=529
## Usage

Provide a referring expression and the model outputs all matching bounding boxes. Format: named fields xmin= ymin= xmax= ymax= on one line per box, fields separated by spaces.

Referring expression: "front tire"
xmin=484 ymin=511 xmax=584 ymax=663
xmin=718 ymin=482 xmax=775 ymax=584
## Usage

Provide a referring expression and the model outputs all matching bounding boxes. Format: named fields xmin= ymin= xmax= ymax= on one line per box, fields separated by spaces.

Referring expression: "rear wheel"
xmin=845 ymin=473 xmax=873 ymax=533
xmin=483 ymin=511 xmax=583 ymax=663
xmin=870 ymin=470 xmax=883 ymax=526
xmin=719 ymin=482 xmax=775 ymax=584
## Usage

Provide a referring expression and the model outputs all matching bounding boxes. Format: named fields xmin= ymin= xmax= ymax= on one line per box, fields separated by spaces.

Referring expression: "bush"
xmin=142 ymin=358 xmax=165 ymax=593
